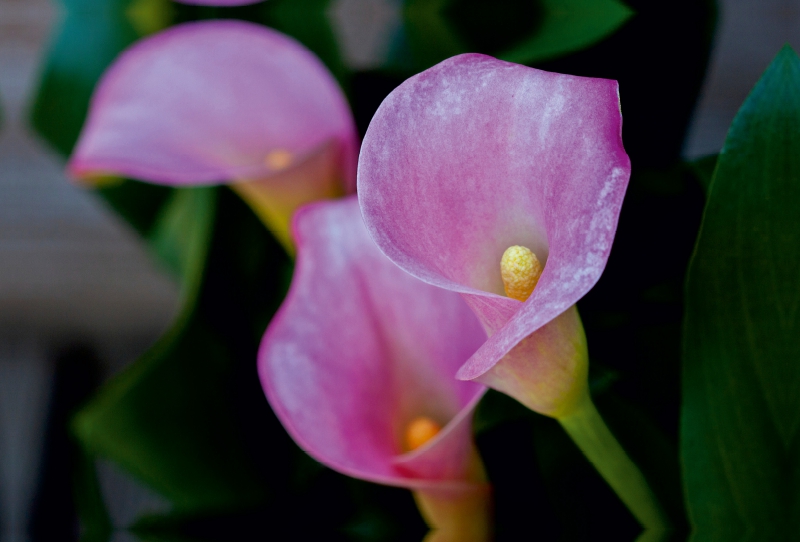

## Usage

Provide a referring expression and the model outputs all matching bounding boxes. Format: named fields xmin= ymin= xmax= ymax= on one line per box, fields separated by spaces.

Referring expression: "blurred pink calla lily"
xmin=68 ymin=20 xmax=357 ymax=252
xmin=259 ymin=197 xmax=492 ymax=541
xmin=358 ymin=53 xmax=630 ymax=420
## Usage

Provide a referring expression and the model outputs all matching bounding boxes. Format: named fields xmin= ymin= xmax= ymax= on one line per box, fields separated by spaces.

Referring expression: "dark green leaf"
xmin=261 ymin=0 xmax=348 ymax=87
xmin=687 ymin=154 xmax=718 ymax=195
xmin=30 ymin=0 xmax=139 ymax=155
xmin=72 ymin=187 xmax=266 ymax=512
xmin=401 ymin=0 xmax=466 ymax=71
xmin=74 ymin=446 xmax=113 ymax=542
xmin=500 ymin=0 xmax=634 ymax=65
xmin=126 ymin=0 xmax=174 ymax=36
xmin=386 ymin=0 xmax=632 ymax=75
xmin=682 ymin=46 xmax=800 ymax=539
xmin=95 ymin=180 xmax=174 ymax=238
xmin=147 ymin=187 xmax=215 ymax=299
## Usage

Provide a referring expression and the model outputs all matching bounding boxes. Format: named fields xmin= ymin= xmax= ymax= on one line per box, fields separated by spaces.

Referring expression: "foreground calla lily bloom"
xmin=358 ymin=54 xmax=668 ymax=532
xmin=68 ymin=20 xmax=357 ymax=253
xmin=259 ymin=197 xmax=491 ymax=541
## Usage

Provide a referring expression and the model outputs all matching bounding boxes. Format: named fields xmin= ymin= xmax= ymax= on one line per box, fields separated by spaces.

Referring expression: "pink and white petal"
xmin=259 ymin=197 xmax=486 ymax=488
xmin=69 ymin=20 xmax=356 ymax=190
xmin=358 ymin=53 xmax=629 ymax=378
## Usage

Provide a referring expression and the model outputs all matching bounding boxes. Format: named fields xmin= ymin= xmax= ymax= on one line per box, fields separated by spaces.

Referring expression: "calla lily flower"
xmin=358 ymin=53 xmax=628 ymax=419
xmin=259 ymin=197 xmax=491 ymax=541
xmin=358 ymin=54 xmax=669 ymax=532
xmin=68 ymin=20 xmax=357 ymax=253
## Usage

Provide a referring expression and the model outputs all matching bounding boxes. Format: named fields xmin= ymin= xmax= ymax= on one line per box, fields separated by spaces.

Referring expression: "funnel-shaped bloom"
xmin=358 ymin=53 xmax=629 ymax=419
xmin=357 ymin=55 xmax=671 ymax=534
xmin=259 ymin=197 xmax=491 ymax=540
xmin=68 ymin=20 xmax=357 ymax=252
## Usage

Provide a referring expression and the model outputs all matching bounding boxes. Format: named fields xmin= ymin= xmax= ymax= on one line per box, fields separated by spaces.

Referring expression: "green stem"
xmin=558 ymin=395 xmax=669 ymax=533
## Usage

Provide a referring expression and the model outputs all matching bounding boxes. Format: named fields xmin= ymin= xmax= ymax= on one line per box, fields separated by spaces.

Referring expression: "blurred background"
xmin=1 ymin=0 xmax=799 ymax=541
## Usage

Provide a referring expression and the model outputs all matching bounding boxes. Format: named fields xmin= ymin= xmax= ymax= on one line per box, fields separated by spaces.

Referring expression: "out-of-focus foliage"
xmin=30 ymin=0 xmax=139 ymax=156
xmin=500 ymin=0 xmax=634 ymax=64
xmin=73 ymin=188 xmax=271 ymax=512
xmin=682 ymin=46 xmax=800 ymax=540
xmin=375 ymin=0 xmax=633 ymax=73
xmin=687 ymin=154 xmax=717 ymax=193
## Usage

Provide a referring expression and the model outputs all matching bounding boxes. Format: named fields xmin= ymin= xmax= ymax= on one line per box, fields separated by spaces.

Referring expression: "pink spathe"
xmin=259 ymin=197 xmax=491 ymax=539
xmin=68 ymin=20 xmax=356 ymax=190
xmin=260 ymin=197 xmax=487 ymax=489
xmin=358 ymin=54 xmax=629 ymax=418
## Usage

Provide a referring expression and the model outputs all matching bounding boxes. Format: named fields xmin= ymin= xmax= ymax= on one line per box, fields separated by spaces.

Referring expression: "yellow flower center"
xmin=264 ymin=149 xmax=294 ymax=171
xmin=404 ymin=416 xmax=442 ymax=451
xmin=500 ymin=245 xmax=542 ymax=302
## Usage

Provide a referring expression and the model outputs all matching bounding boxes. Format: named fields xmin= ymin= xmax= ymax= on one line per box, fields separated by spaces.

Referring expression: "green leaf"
xmin=125 ymin=0 xmax=174 ymax=36
xmin=385 ymin=0 xmax=632 ymax=74
xmin=682 ymin=46 xmax=800 ymax=539
xmin=72 ymin=187 xmax=266 ymax=512
xmin=93 ymin=180 xmax=172 ymax=238
xmin=147 ymin=187 xmax=215 ymax=300
xmin=74 ymin=446 xmax=113 ymax=542
xmin=30 ymin=0 xmax=139 ymax=155
xmin=402 ymin=0 xmax=466 ymax=71
xmin=260 ymin=0 xmax=348 ymax=87
xmin=500 ymin=0 xmax=634 ymax=65
xmin=687 ymin=154 xmax=718 ymax=195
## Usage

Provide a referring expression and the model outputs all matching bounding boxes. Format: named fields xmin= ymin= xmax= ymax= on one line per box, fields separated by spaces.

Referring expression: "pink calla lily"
xmin=358 ymin=53 xmax=629 ymax=419
xmin=259 ymin=197 xmax=492 ymax=540
xmin=68 ymin=20 xmax=357 ymax=252
xmin=357 ymin=54 xmax=671 ymax=534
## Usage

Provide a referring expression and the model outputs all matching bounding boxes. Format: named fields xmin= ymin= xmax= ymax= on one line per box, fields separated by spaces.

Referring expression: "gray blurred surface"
xmin=330 ymin=0 xmax=401 ymax=70
xmin=0 ymin=0 xmax=179 ymax=339
xmin=684 ymin=0 xmax=800 ymax=157
xmin=0 ymin=0 xmax=178 ymax=540
xmin=0 ymin=0 xmax=798 ymax=539
xmin=0 ymin=339 xmax=48 ymax=542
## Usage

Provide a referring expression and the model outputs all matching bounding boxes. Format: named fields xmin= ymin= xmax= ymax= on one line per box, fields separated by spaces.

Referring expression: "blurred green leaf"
xmin=30 ymin=0 xmax=139 ymax=155
xmin=74 ymin=446 xmax=113 ymax=542
xmin=261 ymin=0 xmax=348 ymax=87
xmin=686 ymin=154 xmax=718 ymax=195
xmin=501 ymin=0 xmax=634 ymax=64
xmin=402 ymin=0 xmax=466 ymax=70
xmin=95 ymin=180 xmax=174 ymax=238
xmin=387 ymin=0 xmax=633 ymax=73
xmin=682 ymin=46 xmax=800 ymax=540
xmin=73 ymin=187 xmax=266 ymax=512
xmin=126 ymin=0 xmax=174 ymax=36
xmin=147 ymin=187 xmax=214 ymax=299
